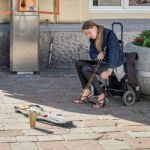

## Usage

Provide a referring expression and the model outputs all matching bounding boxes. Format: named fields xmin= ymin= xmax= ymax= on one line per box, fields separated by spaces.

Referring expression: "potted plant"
xmin=124 ymin=30 xmax=150 ymax=95
xmin=132 ymin=30 xmax=150 ymax=48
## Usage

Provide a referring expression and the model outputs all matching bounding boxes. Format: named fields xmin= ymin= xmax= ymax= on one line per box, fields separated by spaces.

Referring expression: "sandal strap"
xmin=97 ymin=98 xmax=105 ymax=102
xmin=80 ymin=95 xmax=90 ymax=101
xmin=93 ymin=100 xmax=105 ymax=109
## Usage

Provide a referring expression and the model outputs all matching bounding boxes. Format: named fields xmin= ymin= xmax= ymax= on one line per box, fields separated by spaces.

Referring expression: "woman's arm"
xmin=100 ymin=30 xmax=121 ymax=80
xmin=107 ymin=30 xmax=121 ymax=69
xmin=89 ymin=44 xmax=98 ymax=60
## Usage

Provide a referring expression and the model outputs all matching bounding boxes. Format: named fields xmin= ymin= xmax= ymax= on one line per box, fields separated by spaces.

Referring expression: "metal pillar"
xmin=10 ymin=0 xmax=39 ymax=73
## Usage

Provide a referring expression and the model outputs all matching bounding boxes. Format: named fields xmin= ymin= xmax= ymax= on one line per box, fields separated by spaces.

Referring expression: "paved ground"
xmin=0 ymin=70 xmax=150 ymax=150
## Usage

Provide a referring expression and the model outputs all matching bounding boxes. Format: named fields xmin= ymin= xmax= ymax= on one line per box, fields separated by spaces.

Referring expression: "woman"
xmin=74 ymin=20 xmax=125 ymax=109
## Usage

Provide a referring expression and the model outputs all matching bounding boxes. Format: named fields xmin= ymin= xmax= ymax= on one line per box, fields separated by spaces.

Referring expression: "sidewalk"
xmin=0 ymin=70 xmax=150 ymax=150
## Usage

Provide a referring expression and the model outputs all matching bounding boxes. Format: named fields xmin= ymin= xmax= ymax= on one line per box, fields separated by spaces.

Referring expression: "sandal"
xmin=74 ymin=94 xmax=91 ymax=104
xmin=92 ymin=98 xmax=105 ymax=109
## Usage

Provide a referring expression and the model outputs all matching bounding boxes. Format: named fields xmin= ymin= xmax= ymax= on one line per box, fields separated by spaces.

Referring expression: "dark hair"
xmin=82 ymin=20 xmax=104 ymax=53
xmin=82 ymin=20 xmax=97 ymax=30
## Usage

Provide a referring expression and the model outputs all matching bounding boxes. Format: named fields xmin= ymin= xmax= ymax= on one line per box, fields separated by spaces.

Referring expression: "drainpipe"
xmin=54 ymin=0 xmax=58 ymax=23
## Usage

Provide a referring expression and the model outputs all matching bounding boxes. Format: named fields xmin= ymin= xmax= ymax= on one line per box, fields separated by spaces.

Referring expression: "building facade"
xmin=0 ymin=0 xmax=150 ymax=70
xmin=0 ymin=0 xmax=150 ymax=23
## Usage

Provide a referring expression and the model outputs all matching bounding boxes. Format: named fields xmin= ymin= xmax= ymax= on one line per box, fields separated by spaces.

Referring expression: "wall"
xmin=0 ymin=24 xmax=9 ymax=69
xmin=1 ymin=0 xmax=150 ymax=23
xmin=57 ymin=0 xmax=82 ymax=22
xmin=0 ymin=0 xmax=82 ymax=23
xmin=0 ymin=24 xmax=140 ymax=70
xmin=0 ymin=0 xmax=10 ymax=22
xmin=81 ymin=0 xmax=150 ymax=21
xmin=1 ymin=18 xmax=150 ymax=70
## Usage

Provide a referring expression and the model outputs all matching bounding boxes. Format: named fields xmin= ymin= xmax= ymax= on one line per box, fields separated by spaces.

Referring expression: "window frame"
xmin=89 ymin=0 xmax=150 ymax=13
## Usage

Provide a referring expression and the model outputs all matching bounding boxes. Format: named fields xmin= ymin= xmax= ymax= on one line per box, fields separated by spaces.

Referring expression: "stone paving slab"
xmin=0 ymin=137 xmax=17 ymax=143
xmin=0 ymin=143 xmax=12 ymax=150
xmin=0 ymin=124 xmax=4 ymax=131
xmin=99 ymin=139 xmax=132 ymax=150
xmin=126 ymin=138 xmax=150 ymax=149
xmin=16 ymin=136 xmax=38 ymax=142
xmin=62 ymin=133 xmax=103 ymax=141
xmin=128 ymin=131 xmax=150 ymax=138
xmin=73 ymin=120 xmax=116 ymax=128
xmin=37 ymin=135 xmax=64 ymax=142
xmin=11 ymin=142 xmax=40 ymax=150
xmin=91 ymin=127 xmax=121 ymax=133
xmin=0 ymin=130 xmax=23 ymax=137
xmin=0 ymin=119 xmax=18 ymax=124
xmin=37 ymin=141 xmax=67 ymax=150
xmin=4 ymin=123 xmax=30 ymax=130
xmin=63 ymin=140 xmax=105 ymax=150
xmin=22 ymin=129 xmax=51 ymax=136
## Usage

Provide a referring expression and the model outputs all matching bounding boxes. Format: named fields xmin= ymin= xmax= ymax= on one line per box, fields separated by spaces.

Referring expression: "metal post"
xmin=10 ymin=0 xmax=39 ymax=73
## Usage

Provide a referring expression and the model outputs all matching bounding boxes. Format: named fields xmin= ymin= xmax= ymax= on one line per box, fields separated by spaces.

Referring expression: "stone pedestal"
xmin=124 ymin=42 xmax=150 ymax=95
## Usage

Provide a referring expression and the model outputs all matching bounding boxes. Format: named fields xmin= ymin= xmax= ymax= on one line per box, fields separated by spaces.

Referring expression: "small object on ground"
xmin=14 ymin=104 xmax=71 ymax=125
xmin=29 ymin=111 xmax=36 ymax=128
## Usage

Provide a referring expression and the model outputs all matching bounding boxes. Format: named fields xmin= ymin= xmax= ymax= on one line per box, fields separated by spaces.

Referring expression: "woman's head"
xmin=82 ymin=21 xmax=98 ymax=39
xmin=82 ymin=20 xmax=104 ymax=52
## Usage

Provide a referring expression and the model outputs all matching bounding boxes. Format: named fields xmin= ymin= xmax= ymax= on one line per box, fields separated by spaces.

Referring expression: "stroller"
xmin=94 ymin=22 xmax=140 ymax=106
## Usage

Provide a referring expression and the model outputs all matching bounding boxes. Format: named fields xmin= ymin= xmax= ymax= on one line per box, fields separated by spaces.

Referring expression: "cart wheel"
xmin=126 ymin=83 xmax=134 ymax=91
xmin=123 ymin=91 xmax=136 ymax=106
xmin=126 ymin=84 xmax=140 ymax=102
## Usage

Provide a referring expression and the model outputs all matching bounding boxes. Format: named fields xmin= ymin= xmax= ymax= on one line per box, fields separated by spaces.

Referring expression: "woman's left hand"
xmin=101 ymin=69 xmax=113 ymax=80
xmin=97 ymin=52 xmax=104 ymax=61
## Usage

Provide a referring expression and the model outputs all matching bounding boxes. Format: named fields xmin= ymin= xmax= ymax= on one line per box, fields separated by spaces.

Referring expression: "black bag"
xmin=125 ymin=52 xmax=139 ymax=90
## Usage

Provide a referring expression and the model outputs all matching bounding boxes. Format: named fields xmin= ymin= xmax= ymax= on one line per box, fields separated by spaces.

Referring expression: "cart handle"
xmin=112 ymin=22 xmax=123 ymax=50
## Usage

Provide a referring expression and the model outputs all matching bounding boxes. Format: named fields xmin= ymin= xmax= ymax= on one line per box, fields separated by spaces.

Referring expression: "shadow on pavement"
xmin=0 ymin=71 xmax=150 ymax=126
xmin=34 ymin=127 xmax=54 ymax=134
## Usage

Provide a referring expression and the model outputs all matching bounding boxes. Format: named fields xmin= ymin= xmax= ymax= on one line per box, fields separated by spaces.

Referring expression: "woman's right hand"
xmin=97 ymin=52 xmax=104 ymax=61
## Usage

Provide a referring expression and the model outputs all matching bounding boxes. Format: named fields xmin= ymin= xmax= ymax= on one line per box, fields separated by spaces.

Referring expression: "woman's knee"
xmin=81 ymin=66 xmax=92 ymax=76
xmin=75 ymin=60 xmax=82 ymax=68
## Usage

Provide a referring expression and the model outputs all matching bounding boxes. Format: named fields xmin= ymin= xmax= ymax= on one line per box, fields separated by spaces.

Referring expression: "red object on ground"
xmin=43 ymin=114 xmax=48 ymax=118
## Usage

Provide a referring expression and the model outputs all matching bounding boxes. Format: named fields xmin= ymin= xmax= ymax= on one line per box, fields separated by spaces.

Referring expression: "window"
xmin=93 ymin=0 xmax=121 ymax=6
xmin=129 ymin=0 xmax=150 ymax=6
xmin=90 ymin=0 xmax=150 ymax=12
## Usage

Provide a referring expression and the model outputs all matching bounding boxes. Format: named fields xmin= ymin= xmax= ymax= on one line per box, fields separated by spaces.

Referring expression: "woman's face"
xmin=83 ymin=26 xmax=97 ymax=39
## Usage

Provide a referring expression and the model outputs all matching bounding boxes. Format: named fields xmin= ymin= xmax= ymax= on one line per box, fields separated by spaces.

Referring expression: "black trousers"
xmin=75 ymin=60 xmax=109 ymax=95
